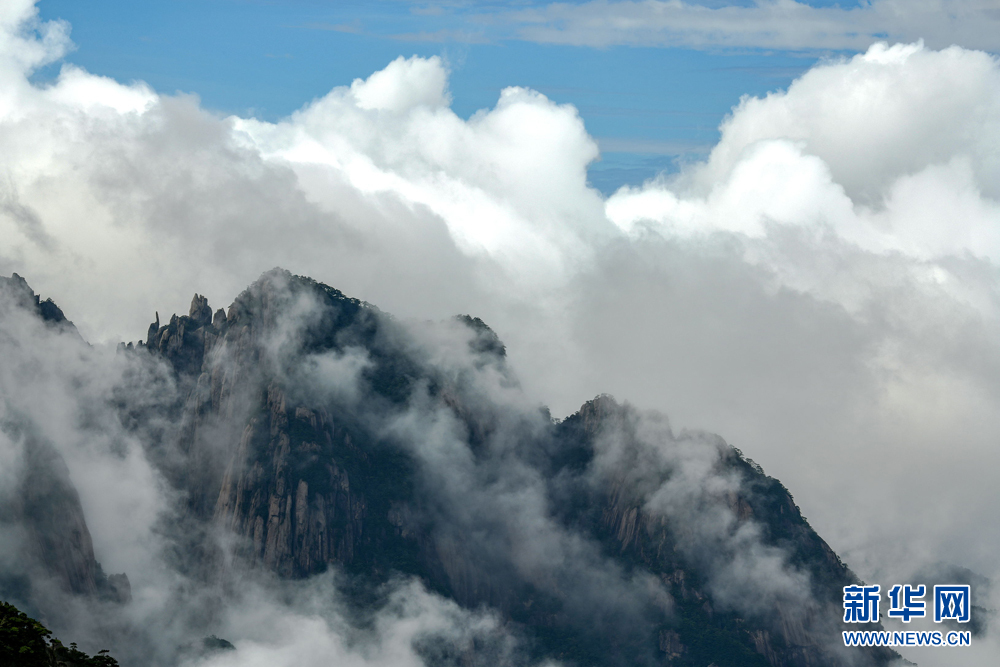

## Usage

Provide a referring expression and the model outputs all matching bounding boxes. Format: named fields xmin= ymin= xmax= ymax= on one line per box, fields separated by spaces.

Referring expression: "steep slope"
xmin=0 ymin=276 xmax=130 ymax=606
xmin=122 ymin=268 xmax=895 ymax=667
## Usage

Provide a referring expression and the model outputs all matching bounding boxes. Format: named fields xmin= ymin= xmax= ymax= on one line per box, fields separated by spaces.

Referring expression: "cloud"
xmin=234 ymin=54 xmax=608 ymax=268
xmin=3 ymin=3 xmax=1000 ymax=664
xmin=0 ymin=36 xmax=607 ymax=340
xmin=596 ymin=46 xmax=1000 ymax=659
xmin=371 ymin=328 xmax=677 ymax=650
xmin=185 ymin=575 xmax=527 ymax=667
xmin=505 ymin=0 xmax=1000 ymax=52
xmin=0 ymin=0 xmax=70 ymax=78
xmin=586 ymin=405 xmax=816 ymax=616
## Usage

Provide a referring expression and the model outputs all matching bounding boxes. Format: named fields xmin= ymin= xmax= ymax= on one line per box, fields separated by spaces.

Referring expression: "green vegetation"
xmin=0 ymin=601 xmax=118 ymax=667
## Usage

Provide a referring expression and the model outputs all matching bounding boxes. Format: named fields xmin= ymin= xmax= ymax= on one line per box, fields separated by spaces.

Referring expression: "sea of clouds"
xmin=1 ymin=0 xmax=1000 ymax=664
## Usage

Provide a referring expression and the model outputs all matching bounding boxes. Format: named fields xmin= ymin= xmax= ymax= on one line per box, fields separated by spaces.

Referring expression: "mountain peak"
xmin=2 ymin=271 xmax=899 ymax=667
xmin=0 ymin=274 xmax=80 ymax=339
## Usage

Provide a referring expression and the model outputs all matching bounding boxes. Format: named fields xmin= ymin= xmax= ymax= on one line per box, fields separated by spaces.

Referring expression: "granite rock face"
xmin=213 ymin=394 xmax=371 ymax=576
xmin=136 ymin=270 xmax=402 ymax=579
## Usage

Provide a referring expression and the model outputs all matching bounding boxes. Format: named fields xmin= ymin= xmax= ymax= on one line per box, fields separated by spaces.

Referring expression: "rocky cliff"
xmin=1 ymin=270 xmax=897 ymax=667
xmin=122 ymin=269 xmax=895 ymax=667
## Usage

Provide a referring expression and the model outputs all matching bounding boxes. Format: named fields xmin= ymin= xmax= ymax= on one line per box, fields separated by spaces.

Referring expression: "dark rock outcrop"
xmin=0 ymin=273 xmax=82 ymax=339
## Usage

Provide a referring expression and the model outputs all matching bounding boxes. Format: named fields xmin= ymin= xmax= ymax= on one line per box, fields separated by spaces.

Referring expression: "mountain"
xmin=0 ymin=270 xmax=897 ymax=667
xmin=0 ymin=275 xmax=130 ymax=606
xmin=0 ymin=600 xmax=118 ymax=667
xmin=0 ymin=273 xmax=82 ymax=339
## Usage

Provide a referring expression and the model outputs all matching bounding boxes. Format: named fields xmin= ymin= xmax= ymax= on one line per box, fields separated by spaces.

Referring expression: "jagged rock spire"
xmin=189 ymin=294 xmax=212 ymax=328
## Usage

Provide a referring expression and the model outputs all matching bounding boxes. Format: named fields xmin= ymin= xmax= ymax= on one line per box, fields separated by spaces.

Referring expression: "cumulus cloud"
xmin=598 ymin=47 xmax=1000 ymax=659
xmin=234 ymin=54 xmax=609 ymax=279
xmin=2 ymin=2 xmax=1000 ymax=664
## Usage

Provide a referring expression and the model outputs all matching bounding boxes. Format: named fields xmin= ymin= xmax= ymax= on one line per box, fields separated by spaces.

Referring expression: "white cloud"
xmin=350 ymin=55 xmax=451 ymax=112
xmin=507 ymin=0 xmax=1000 ymax=52
xmin=235 ymin=57 xmax=608 ymax=279
xmin=0 ymin=0 xmax=69 ymax=80
xmin=607 ymin=40 xmax=1000 ymax=287
xmin=187 ymin=576 xmax=524 ymax=667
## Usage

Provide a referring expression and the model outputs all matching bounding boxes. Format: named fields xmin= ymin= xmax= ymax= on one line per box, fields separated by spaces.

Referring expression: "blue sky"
xmin=32 ymin=0 xmax=866 ymax=193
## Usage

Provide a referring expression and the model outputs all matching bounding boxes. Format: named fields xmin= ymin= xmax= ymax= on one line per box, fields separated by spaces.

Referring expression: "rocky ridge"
xmin=1 ymin=270 xmax=898 ymax=667
xmin=124 ymin=269 xmax=895 ymax=667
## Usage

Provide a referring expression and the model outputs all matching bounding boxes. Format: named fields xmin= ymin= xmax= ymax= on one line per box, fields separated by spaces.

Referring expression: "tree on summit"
xmin=0 ymin=601 xmax=118 ymax=667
